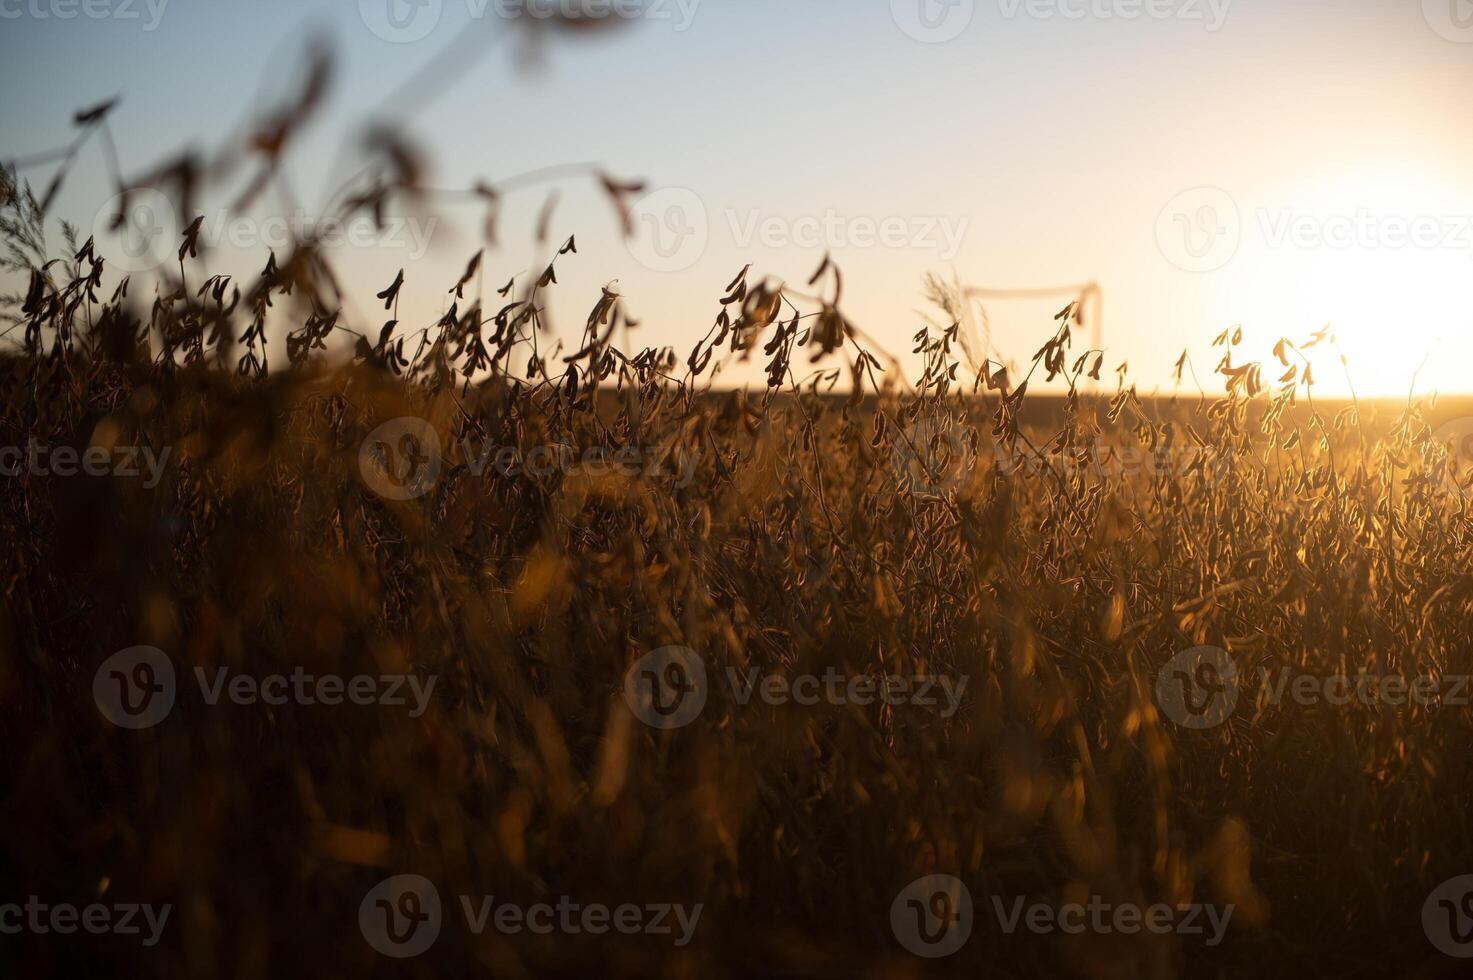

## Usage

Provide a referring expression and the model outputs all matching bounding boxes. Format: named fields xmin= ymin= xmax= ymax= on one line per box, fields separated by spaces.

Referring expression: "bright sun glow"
xmin=1201 ymin=173 xmax=1467 ymax=397
xmin=1228 ymin=175 xmax=1473 ymax=398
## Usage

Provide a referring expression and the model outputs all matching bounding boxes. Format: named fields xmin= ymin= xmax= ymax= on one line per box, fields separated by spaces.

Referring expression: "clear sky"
xmin=3 ymin=0 xmax=1472 ymax=395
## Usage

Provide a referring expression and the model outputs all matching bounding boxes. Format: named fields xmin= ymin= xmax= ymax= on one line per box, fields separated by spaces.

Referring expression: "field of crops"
xmin=5 ymin=145 xmax=1473 ymax=978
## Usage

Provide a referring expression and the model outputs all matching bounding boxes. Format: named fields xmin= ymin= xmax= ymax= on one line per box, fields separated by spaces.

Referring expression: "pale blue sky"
xmin=4 ymin=0 xmax=1472 ymax=393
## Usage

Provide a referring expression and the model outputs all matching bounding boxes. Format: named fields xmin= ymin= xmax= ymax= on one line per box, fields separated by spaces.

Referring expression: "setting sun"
xmin=4 ymin=2 xmax=1473 ymax=977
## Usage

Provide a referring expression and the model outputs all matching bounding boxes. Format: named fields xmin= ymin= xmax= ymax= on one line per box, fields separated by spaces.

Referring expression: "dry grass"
xmin=4 ymin=82 xmax=1473 ymax=980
